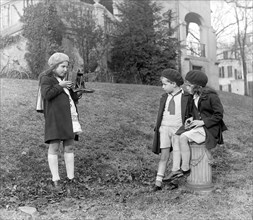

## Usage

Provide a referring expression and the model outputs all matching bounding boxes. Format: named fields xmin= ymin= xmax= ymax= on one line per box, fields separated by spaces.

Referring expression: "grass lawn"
xmin=0 ymin=78 xmax=252 ymax=220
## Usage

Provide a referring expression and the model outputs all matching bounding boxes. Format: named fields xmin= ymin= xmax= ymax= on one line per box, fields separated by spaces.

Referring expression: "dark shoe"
xmin=167 ymin=182 xmax=178 ymax=190
xmin=68 ymin=178 xmax=78 ymax=184
xmin=52 ymin=180 xmax=63 ymax=193
xmin=166 ymin=178 xmax=179 ymax=190
xmin=163 ymin=170 xmax=183 ymax=183
xmin=66 ymin=178 xmax=78 ymax=196
xmin=181 ymin=169 xmax=191 ymax=177
xmin=152 ymin=185 xmax=162 ymax=192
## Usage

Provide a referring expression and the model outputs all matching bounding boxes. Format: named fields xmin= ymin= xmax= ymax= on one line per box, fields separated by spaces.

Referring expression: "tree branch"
xmin=225 ymin=0 xmax=253 ymax=9
xmin=215 ymin=21 xmax=238 ymax=37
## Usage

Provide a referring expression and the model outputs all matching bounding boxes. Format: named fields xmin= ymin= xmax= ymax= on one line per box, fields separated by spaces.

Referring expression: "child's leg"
xmin=162 ymin=135 xmax=183 ymax=183
xmin=63 ymin=139 xmax=75 ymax=180
xmin=48 ymin=140 xmax=61 ymax=181
xmin=171 ymin=135 xmax=181 ymax=172
xmin=180 ymin=127 xmax=206 ymax=171
xmin=156 ymin=147 xmax=171 ymax=187
xmin=179 ymin=134 xmax=191 ymax=172
xmin=155 ymin=126 xmax=172 ymax=187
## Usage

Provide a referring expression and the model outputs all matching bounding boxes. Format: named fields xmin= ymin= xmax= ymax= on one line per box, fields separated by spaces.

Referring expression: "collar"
xmin=170 ymin=88 xmax=183 ymax=96
xmin=193 ymin=94 xmax=200 ymax=100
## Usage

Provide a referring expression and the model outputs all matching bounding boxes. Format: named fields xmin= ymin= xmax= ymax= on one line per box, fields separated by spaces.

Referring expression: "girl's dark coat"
xmin=40 ymin=75 xmax=79 ymax=143
xmin=152 ymin=92 xmax=192 ymax=154
xmin=189 ymin=90 xmax=227 ymax=150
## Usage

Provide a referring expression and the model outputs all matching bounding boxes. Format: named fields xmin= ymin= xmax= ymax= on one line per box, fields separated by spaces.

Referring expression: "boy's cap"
xmin=185 ymin=70 xmax=208 ymax=87
xmin=161 ymin=68 xmax=184 ymax=86
xmin=48 ymin=52 xmax=69 ymax=67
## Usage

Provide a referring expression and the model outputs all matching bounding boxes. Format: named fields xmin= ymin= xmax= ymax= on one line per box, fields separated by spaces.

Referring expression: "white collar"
xmin=170 ymin=88 xmax=183 ymax=96
xmin=193 ymin=94 xmax=199 ymax=100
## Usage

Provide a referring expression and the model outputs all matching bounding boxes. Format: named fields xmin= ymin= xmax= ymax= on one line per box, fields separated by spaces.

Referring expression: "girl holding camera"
xmin=39 ymin=52 xmax=82 ymax=190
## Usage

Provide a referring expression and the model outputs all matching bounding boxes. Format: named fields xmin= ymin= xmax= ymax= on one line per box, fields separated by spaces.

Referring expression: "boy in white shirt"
xmin=152 ymin=69 xmax=192 ymax=191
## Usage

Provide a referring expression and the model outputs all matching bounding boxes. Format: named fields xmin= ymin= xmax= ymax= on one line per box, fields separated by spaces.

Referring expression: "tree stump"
xmin=186 ymin=143 xmax=214 ymax=193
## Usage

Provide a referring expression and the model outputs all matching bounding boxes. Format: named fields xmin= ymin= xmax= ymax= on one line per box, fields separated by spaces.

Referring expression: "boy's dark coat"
xmin=191 ymin=91 xmax=227 ymax=150
xmin=40 ymin=75 xmax=79 ymax=143
xmin=152 ymin=91 xmax=192 ymax=154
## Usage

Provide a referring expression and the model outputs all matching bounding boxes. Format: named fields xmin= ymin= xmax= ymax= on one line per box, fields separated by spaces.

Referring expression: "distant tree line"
xmin=21 ymin=0 xmax=180 ymax=85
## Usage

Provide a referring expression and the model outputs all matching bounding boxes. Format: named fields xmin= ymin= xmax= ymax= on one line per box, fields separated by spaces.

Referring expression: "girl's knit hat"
xmin=48 ymin=52 xmax=69 ymax=67
xmin=185 ymin=70 xmax=208 ymax=87
xmin=161 ymin=68 xmax=184 ymax=86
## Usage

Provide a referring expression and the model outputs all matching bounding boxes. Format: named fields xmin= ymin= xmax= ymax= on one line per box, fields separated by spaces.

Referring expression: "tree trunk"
xmin=242 ymin=54 xmax=248 ymax=96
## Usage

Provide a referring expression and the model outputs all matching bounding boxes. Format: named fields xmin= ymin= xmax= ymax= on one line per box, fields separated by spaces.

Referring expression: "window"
xmin=1 ymin=5 xmax=10 ymax=29
xmin=223 ymin=51 xmax=228 ymax=59
xmin=186 ymin=22 xmax=205 ymax=57
xmin=24 ymin=0 xmax=33 ymax=7
xmin=248 ymin=82 xmax=253 ymax=96
xmin=234 ymin=51 xmax=238 ymax=59
xmin=219 ymin=66 xmax=225 ymax=78
xmin=238 ymin=72 xmax=242 ymax=79
xmin=192 ymin=65 xmax=202 ymax=71
xmin=250 ymin=35 xmax=253 ymax=43
xmin=234 ymin=69 xmax=238 ymax=79
xmin=246 ymin=61 xmax=253 ymax=73
xmin=227 ymin=66 xmax=233 ymax=77
xmin=228 ymin=84 xmax=231 ymax=92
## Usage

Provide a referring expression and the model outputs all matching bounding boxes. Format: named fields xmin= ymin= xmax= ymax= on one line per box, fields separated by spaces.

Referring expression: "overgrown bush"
xmin=21 ymin=2 xmax=64 ymax=79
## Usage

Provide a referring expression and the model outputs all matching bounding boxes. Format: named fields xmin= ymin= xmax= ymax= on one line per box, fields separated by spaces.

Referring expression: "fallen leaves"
xmin=1 ymin=79 xmax=252 ymax=219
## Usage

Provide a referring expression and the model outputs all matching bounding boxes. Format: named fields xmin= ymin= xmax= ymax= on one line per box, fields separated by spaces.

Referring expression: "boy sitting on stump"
xmin=163 ymin=70 xmax=227 ymax=183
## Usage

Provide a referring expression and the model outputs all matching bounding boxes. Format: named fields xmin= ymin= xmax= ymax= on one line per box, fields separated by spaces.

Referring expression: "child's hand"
xmin=59 ymin=80 xmax=73 ymax=89
xmin=76 ymin=91 xmax=82 ymax=99
xmin=190 ymin=120 xmax=204 ymax=129
xmin=184 ymin=117 xmax=193 ymax=130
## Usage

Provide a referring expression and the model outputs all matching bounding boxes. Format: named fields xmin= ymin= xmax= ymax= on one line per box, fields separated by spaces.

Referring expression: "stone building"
xmin=112 ymin=0 xmax=218 ymax=88
xmin=217 ymin=32 xmax=253 ymax=96
xmin=157 ymin=0 xmax=219 ymax=89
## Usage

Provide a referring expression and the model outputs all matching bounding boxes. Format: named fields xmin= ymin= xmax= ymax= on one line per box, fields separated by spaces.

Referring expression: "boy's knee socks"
xmin=155 ymin=173 xmax=164 ymax=186
xmin=64 ymin=152 xmax=74 ymax=180
xmin=48 ymin=154 xmax=60 ymax=181
xmin=181 ymin=150 xmax=190 ymax=171
xmin=172 ymin=150 xmax=181 ymax=171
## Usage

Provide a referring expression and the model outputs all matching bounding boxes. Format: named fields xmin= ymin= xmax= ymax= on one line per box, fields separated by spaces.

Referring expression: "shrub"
xmin=21 ymin=2 xmax=64 ymax=79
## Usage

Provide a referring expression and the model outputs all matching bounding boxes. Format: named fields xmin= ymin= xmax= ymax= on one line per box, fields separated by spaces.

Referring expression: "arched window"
xmin=185 ymin=13 xmax=205 ymax=57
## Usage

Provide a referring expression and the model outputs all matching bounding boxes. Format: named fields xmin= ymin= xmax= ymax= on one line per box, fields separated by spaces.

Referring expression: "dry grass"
xmin=0 ymin=78 xmax=252 ymax=220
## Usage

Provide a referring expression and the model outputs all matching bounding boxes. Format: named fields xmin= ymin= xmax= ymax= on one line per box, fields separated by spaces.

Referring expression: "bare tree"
xmin=226 ymin=0 xmax=253 ymax=96
xmin=212 ymin=0 xmax=253 ymax=95
xmin=211 ymin=2 xmax=239 ymax=43
xmin=225 ymin=0 xmax=253 ymax=9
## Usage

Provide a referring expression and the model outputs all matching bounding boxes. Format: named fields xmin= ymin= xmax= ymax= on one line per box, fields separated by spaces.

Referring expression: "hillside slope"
xmin=0 ymin=79 xmax=252 ymax=220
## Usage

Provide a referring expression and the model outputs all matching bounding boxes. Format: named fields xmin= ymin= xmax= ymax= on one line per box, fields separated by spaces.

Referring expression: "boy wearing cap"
xmin=39 ymin=52 xmax=82 ymax=192
xmin=164 ymin=70 xmax=227 ymax=182
xmin=152 ymin=68 xmax=192 ymax=191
